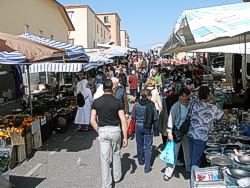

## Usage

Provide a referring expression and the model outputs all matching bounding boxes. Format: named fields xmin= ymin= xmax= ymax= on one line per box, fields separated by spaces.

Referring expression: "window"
xmin=93 ymin=41 xmax=96 ymax=48
xmin=97 ymin=24 xmax=99 ymax=33
xmin=50 ymin=35 xmax=54 ymax=40
xmin=24 ymin=24 xmax=29 ymax=34
xmin=104 ymin=16 xmax=109 ymax=23
xmin=67 ymin=11 xmax=74 ymax=21
xmin=104 ymin=30 xmax=106 ymax=39
xmin=39 ymin=30 xmax=43 ymax=37
xmin=101 ymin=28 xmax=103 ymax=37
xmin=68 ymin=39 xmax=74 ymax=45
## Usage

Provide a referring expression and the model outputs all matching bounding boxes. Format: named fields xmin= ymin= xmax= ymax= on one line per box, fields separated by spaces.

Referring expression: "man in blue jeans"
xmin=91 ymin=79 xmax=128 ymax=188
xmin=132 ymin=89 xmax=157 ymax=173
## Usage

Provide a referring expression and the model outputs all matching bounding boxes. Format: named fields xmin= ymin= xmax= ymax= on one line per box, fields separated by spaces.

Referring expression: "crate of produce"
xmin=16 ymin=144 xmax=26 ymax=163
xmin=32 ymin=129 xmax=42 ymax=149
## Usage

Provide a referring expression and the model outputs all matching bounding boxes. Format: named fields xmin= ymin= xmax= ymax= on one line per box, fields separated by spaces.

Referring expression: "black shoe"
xmin=144 ymin=167 xmax=152 ymax=173
xmin=138 ymin=161 xmax=144 ymax=165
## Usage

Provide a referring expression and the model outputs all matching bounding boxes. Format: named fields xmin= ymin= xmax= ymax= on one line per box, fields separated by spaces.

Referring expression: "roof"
xmin=50 ymin=0 xmax=75 ymax=31
xmin=96 ymin=12 xmax=121 ymax=21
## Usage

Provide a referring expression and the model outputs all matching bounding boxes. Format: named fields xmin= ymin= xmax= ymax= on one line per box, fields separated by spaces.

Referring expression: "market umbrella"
xmin=0 ymin=32 xmax=64 ymax=62
xmin=21 ymin=34 xmax=89 ymax=63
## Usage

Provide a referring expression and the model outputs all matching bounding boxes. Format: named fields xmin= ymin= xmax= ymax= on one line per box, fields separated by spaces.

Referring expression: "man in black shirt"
xmin=90 ymin=79 xmax=128 ymax=188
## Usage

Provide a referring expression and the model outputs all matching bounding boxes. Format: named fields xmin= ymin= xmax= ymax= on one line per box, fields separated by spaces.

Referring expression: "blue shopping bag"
xmin=159 ymin=141 xmax=175 ymax=165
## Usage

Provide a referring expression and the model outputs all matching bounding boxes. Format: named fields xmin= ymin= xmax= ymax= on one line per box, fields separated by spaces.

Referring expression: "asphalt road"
xmin=10 ymin=125 xmax=189 ymax=188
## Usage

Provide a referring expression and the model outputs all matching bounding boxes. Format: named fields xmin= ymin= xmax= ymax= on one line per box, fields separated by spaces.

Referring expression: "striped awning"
xmin=82 ymin=53 xmax=113 ymax=71
xmin=21 ymin=34 xmax=89 ymax=62
xmin=0 ymin=51 xmax=29 ymax=64
xmin=29 ymin=62 xmax=83 ymax=73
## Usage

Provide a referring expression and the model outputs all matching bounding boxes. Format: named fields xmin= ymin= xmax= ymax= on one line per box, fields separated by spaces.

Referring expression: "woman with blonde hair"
xmin=145 ymin=79 xmax=162 ymax=113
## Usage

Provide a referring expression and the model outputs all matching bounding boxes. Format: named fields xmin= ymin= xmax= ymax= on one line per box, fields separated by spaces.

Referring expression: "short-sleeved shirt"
xmin=92 ymin=94 xmax=123 ymax=127
xmin=188 ymin=100 xmax=224 ymax=141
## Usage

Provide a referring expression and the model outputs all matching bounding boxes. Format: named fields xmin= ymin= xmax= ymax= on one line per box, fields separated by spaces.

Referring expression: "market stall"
xmin=188 ymin=86 xmax=250 ymax=188
xmin=0 ymin=32 xmax=81 ymax=177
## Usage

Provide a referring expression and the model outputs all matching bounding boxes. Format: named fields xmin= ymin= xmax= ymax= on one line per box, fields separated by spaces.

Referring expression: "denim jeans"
xmin=188 ymin=136 xmax=206 ymax=168
xmin=135 ymin=124 xmax=153 ymax=171
xmin=165 ymin=135 xmax=190 ymax=177
xmin=98 ymin=126 xmax=121 ymax=188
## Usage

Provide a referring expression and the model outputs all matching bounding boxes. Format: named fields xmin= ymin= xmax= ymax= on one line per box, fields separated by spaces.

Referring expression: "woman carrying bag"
xmin=164 ymin=88 xmax=191 ymax=181
xmin=131 ymin=89 xmax=157 ymax=173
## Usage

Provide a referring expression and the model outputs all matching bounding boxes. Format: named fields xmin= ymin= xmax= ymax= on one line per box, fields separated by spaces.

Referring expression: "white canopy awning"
xmin=160 ymin=2 xmax=250 ymax=55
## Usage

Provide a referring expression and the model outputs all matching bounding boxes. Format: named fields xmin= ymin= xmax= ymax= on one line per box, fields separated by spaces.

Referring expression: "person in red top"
xmin=129 ymin=70 xmax=138 ymax=97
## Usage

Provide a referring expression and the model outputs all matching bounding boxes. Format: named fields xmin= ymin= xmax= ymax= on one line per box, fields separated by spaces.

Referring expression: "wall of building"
xmin=97 ymin=14 xmax=121 ymax=45
xmin=96 ymin=18 xmax=110 ymax=45
xmin=120 ymin=30 xmax=129 ymax=48
xmin=67 ymin=8 xmax=88 ymax=47
xmin=66 ymin=6 xmax=110 ymax=49
xmin=87 ymin=8 xmax=97 ymax=48
xmin=0 ymin=0 xmax=69 ymax=42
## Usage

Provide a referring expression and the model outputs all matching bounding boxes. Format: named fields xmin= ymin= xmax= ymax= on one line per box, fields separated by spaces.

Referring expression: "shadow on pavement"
xmin=151 ymin=145 xmax=161 ymax=167
xmin=10 ymin=176 xmax=45 ymax=188
xmin=120 ymin=153 xmax=137 ymax=180
xmin=173 ymin=166 xmax=190 ymax=180
xmin=39 ymin=125 xmax=98 ymax=152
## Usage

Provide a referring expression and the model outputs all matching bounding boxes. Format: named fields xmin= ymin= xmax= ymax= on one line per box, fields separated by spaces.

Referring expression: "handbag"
xmin=173 ymin=101 xmax=196 ymax=143
xmin=128 ymin=104 xmax=136 ymax=135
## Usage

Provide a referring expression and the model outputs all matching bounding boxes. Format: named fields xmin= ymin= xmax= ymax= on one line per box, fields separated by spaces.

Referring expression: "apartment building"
xmin=97 ymin=13 xmax=121 ymax=46
xmin=120 ymin=30 xmax=130 ymax=48
xmin=65 ymin=5 xmax=110 ymax=48
xmin=0 ymin=0 xmax=74 ymax=42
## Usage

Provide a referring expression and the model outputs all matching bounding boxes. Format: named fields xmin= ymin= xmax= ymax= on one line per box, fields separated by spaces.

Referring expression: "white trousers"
xmin=164 ymin=135 xmax=190 ymax=177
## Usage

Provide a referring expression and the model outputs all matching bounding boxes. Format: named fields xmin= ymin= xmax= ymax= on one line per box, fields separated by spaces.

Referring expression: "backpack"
xmin=77 ymin=92 xmax=88 ymax=107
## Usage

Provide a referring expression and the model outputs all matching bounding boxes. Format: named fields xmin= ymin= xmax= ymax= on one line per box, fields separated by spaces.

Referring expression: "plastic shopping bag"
xmin=159 ymin=141 xmax=175 ymax=165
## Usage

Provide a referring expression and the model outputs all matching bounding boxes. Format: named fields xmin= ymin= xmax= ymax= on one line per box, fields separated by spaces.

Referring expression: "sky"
xmin=58 ymin=0 xmax=242 ymax=51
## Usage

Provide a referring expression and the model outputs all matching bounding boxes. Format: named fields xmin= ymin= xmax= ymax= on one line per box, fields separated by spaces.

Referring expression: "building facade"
xmin=120 ymin=30 xmax=130 ymax=48
xmin=0 ymin=0 xmax=74 ymax=42
xmin=97 ymin=13 xmax=121 ymax=46
xmin=65 ymin=5 xmax=110 ymax=49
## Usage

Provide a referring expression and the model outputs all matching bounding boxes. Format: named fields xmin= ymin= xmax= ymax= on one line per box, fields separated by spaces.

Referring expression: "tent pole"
xmin=244 ymin=33 xmax=247 ymax=68
xmin=26 ymin=64 xmax=33 ymax=116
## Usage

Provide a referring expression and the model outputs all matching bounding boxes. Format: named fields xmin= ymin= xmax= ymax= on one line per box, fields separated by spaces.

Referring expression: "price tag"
xmin=31 ymin=120 xmax=40 ymax=134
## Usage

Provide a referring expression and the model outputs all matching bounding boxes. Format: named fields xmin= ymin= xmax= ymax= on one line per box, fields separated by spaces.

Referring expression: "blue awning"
xmin=21 ymin=34 xmax=89 ymax=62
xmin=0 ymin=51 xmax=29 ymax=64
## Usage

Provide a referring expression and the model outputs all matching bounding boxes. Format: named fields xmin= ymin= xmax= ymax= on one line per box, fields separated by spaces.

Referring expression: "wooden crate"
xmin=9 ymin=146 xmax=17 ymax=169
xmin=17 ymin=143 xmax=26 ymax=163
xmin=32 ymin=129 xmax=42 ymax=149
xmin=25 ymin=132 xmax=33 ymax=155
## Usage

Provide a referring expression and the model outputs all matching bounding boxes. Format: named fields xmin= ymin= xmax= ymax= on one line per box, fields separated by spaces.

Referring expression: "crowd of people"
xmin=73 ymin=55 xmax=228 ymax=188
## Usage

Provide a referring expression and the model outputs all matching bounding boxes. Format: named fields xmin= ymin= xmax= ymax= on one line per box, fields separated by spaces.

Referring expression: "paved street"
xmin=10 ymin=125 xmax=189 ymax=188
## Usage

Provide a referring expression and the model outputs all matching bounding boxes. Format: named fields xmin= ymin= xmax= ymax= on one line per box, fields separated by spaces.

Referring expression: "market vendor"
xmin=187 ymin=85 xmax=229 ymax=183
